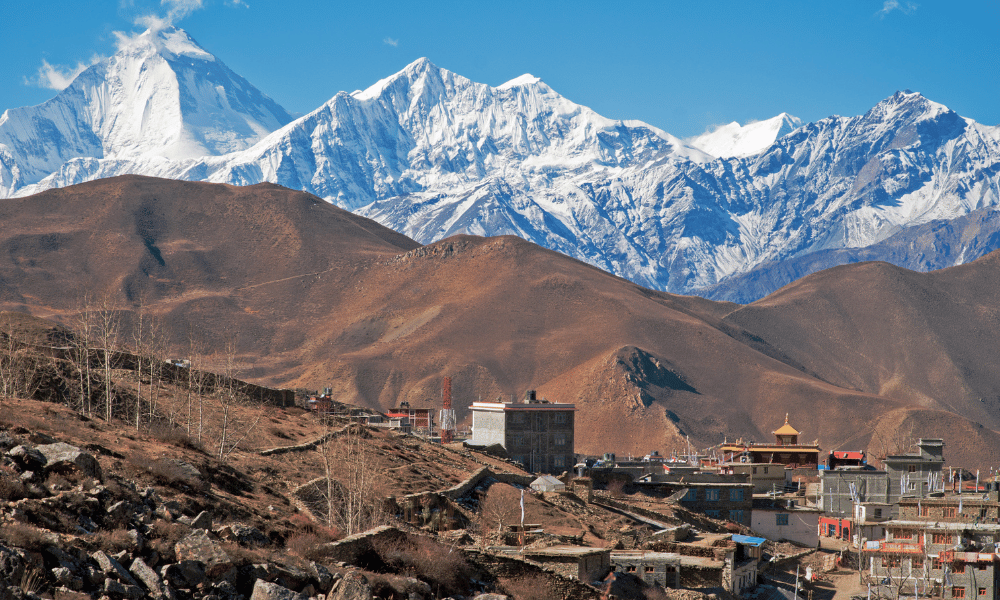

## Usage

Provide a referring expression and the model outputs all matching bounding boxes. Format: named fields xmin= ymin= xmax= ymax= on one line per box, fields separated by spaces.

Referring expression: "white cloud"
xmin=877 ymin=0 xmax=918 ymax=18
xmin=24 ymin=55 xmax=103 ymax=90
xmin=383 ymin=37 xmax=399 ymax=47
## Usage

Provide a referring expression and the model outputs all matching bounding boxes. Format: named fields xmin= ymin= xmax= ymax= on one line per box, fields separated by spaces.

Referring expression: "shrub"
xmin=500 ymin=575 xmax=560 ymax=600
xmin=0 ymin=523 xmax=52 ymax=551
xmin=92 ymin=528 xmax=134 ymax=553
xmin=0 ymin=466 xmax=27 ymax=501
xmin=375 ymin=535 xmax=473 ymax=597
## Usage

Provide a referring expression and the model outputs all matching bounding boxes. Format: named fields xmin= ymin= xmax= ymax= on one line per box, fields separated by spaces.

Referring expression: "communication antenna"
xmin=439 ymin=376 xmax=456 ymax=443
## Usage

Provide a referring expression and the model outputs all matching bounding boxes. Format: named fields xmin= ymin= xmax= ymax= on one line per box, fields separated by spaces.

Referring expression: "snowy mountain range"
xmin=3 ymin=27 xmax=999 ymax=300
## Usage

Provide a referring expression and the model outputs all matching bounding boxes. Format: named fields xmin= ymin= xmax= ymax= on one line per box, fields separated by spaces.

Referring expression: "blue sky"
xmin=2 ymin=0 xmax=997 ymax=138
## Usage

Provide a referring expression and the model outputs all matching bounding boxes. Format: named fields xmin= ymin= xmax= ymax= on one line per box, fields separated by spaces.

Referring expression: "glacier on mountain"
xmin=4 ymin=31 xmax=1000 ymax=300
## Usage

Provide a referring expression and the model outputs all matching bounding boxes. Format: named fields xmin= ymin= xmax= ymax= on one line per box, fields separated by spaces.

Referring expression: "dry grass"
xmin=92 ymin=528 xmax=134 ymax=553
xmin=0 ymin=465 xmax=27 ymax=501
xmin=0 ymin=523 xmax=52 ymax=551
xmin=374 ymin=535 xmax=473 ymax=597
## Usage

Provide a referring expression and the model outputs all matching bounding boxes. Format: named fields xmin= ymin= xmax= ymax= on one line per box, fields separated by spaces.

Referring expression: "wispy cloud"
xmin=877 ymin=0 xmax=918 ymax=18
xmin=383 ymin=37 xmax=399 ymax=47
xmin=24 ymin=55 xmax=103 ymax=90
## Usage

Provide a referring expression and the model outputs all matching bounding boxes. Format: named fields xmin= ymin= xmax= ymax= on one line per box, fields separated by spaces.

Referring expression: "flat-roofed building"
xmin=469 ymin=391 xmax=575 ymax=474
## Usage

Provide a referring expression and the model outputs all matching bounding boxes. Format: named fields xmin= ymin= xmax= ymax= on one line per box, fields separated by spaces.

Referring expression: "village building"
xmin=610 ymin=551 xmax=682 ymax=589
xmin=722 ymin=461 xmax=788 ymax=494
xmin=864 ymin=488 xmax=1000 ymax=600
xmin=495 ymin=545 xmax=610 ymax=581
xmin=385 ymin=401 xmax=436 ymax=434
xmin=469 ymin=391 xmax=575 ymax=474
xmin=719 ymin=414 xmax=821 ymax=468
xmin=750 ymin=496 xmax=820 ymax=548
xmin=634 ymin=473 xmax=753 ymax=527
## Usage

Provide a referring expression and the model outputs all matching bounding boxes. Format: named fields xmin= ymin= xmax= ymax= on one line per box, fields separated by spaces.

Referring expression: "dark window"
xmin=776 ymin=513 xmax=789 ymax=526
xmin=705 ymin=489 xmax=720 ymax=501
xmin=953 ymin=586 xmax=966 ymax=598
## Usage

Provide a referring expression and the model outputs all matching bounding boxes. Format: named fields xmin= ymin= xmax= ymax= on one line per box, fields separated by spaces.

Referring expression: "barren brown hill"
xmin=1 ymin=176 xmax=997 ymax=469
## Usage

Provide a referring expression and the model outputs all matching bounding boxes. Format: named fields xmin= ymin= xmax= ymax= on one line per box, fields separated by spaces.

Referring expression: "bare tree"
xmin=213 ymin=337 xmax=264 ymax=461
xmin=73 ymin=295 xmax=96 ymax=417
xmin=93 ymin=294 xmax=122 ymax=422
xmin=313 ymin=421 xmax=387 ymax=536
xmin=476 ymin=484 xmax=522 ymax=546
xmin=0 ymin=331 xmax=38 ymax=400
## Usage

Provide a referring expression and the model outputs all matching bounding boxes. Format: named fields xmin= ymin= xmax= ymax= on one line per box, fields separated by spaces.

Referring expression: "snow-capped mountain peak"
xmin=685 ymin=112 xmax=803 ymax=158
xmin=0 ymin=26 xmax=291 ymax=195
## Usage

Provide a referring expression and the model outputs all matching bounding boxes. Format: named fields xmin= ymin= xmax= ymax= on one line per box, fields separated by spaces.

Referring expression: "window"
xmin=553 ymin=455 xmax=565 ymax=468
xmin=913 ymin=556 xmax=924 ymax=569
xmin=626 ymin=565 xmax=637 ymax=573
xmin=683 ymin=489 xmax=697 ymax=501
xmin=776 ymin=513 xmax=789 ymax=526
xmin=909 ymin=465 xmax=917 ymax=473
xmin=645 ymin=566 xmax=655 ymax=573
xmin=933 ymin=558 xmax=943 ymax=570
xmin=953 ymin=587 xmax=966 ymax=598
xmin=730 ymin=489 xmax=744 ymax=502
xmin=933 ymin=533 xmax=953 ymax=545
xmin=554 ymin=412 xmax=567 ymax=424
xmin=705 ymin=510 xmax=721 ymax=519
xmin=752 ymin=467 xmax=757 ymax=475
xmin=732 ymin=510 xmax=745 ymax=523
xmin=978 ymin=589 xmax=987 ymax=597
xmin=954 ymin=563 xmax=966 ymax=574
xmin=763 ymin=467 xmax=769 ymax=474
xmin=909 ymin=482 xmax=917 ymax=490
xmin=944 ymin=507 xmax=957 ymax=518
xmin=919 ymin=505 xmax=929 ymax=517
xmin=978 ymin=562 xmax=988 ymax=571
xmin=883 ymin=556 xmax=901 ymax=568
xmin=705 ymin=489 xmax=720 ymax=501
xmin=893 ymin=529 xmax=913 ymax=540
xmin=554 ymin=433 xmax=567 ymax=446
xmin=875 ymin=508 xmax=883 ymax=518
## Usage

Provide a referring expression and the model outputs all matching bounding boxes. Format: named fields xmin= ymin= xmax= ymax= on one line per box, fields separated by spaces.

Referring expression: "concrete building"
xmin=469 ymin=391 xmax=575 ymax=474
xmin=864 ymin=489 xmax=1000 ymax=600
xmin=635 ymin=473 xmax=753 ymax=527
xmin=819 ymin=468 xmax=892 ymax=519
xmin=751 ymin=497 xmax=820 ymax=547
xmin=723 ymin=462 xmax=788 ymax=494
xmin=882 ymin=438 xmax=946 ymax=498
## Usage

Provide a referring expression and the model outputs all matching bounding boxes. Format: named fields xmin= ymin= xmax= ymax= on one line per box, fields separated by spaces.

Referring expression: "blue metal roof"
xmin=732 ymin=534 xmax=766 ymax=547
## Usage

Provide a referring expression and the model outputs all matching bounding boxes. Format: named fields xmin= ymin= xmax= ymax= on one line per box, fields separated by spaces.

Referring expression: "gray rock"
xmin=105 ymin=501 xmax=131 ymax=527
xmin=472 ymin=595 xmax=510 ymax=600
xmin=36 ymin=443 xmax=102 ymax=480
xmin=160 ymin=560 xmax=205 ymax=589
xmin=174 ymin=530 xmax=231 ymax=577
xmin=218 ymin=522 xmax=268 ymax=547
xmin=249 ymin=580 xmax=308 ymax=600
xmin=8 ymin=445 xmax=45 ymax=470
xmin=189 ymin=511 xmax=212 ymax=530
xmin=328 ymin=572 xmax=373 ymax=600
xmin=104 ymin=579 xmax=127 ymax=597
xmin=309 ymin=562 xmax=333 ymax=592
xmin=129 ymin=558 xmax=163 ymax=596
xmin=91 ymin=550 xmax=139 ymax=587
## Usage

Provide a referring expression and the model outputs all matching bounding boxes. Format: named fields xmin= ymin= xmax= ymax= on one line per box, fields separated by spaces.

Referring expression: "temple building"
xmin=719 ymin=414 xmax=821 ymax=468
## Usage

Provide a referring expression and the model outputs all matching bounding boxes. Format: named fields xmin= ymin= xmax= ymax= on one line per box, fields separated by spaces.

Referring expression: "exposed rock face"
xmin=160 ymin=560 xmax=206 ymax=589
xmin=36 ymin=442 xmax=102 ymax=480
xmin=173 ymin=529 xmax=232 ymax=577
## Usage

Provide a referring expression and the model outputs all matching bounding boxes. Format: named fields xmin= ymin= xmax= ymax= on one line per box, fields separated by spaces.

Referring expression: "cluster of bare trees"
xmin=0 ymin=293 xmax=264 ymax=463
xmin=313 ymin=420 xmax=389 ymax=536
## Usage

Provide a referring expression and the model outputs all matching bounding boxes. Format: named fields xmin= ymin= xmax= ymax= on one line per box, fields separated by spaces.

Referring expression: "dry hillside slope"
xmin=1 ymin=176 xmax=997 ymax=468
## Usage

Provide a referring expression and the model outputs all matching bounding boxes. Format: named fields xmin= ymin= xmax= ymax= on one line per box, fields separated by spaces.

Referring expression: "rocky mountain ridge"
xmin=6 ymin=30 xmax=998 ymax=299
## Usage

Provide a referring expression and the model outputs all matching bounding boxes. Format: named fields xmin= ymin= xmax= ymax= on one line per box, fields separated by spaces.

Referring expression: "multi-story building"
xmin=719 ymin=414 xmax=821 ymax=468
xmin=864 ymin=488 xmax=1000 ymax=600
xmin=723 ymin=462 xmax=788 ymax=494
xmin=634 ymin=473 xmax=754 ymax=527
xmin=882 ymin=439 xmax=946 ymax=498
xmin=469 ymin=391 xmax=575 ymax=474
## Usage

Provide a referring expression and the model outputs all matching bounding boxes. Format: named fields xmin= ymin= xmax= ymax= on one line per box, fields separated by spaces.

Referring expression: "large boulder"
xmin=174 ymin=530 xmax=231 ymax=577
xmin=160 ymin=560 xmax=205 ymax=589
xmin=36 ymin=443 xmax=102 ymax=480
xmin=328 ymin=572 xmax=373 ymax=600
xmin=91 ymin=550 xmax=139 ymax=587
xmin=129 ymin=558 xmax=164 ymax=596
xmin=218 ymin=522 xmax=268 ymax=547
xmin=249 ymin=580 xmax=308 ymax=600
xmin=8 ymin=445 xmax=45 ymax=471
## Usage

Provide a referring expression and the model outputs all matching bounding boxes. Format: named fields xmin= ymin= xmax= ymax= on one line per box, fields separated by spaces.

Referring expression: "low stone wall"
xmin=465 ymin=549 xmax=604 ymax=600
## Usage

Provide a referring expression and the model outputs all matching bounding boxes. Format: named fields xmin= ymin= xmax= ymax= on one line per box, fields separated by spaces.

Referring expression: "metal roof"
xmin=732 ymin=534 xmax=766 ymax=547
